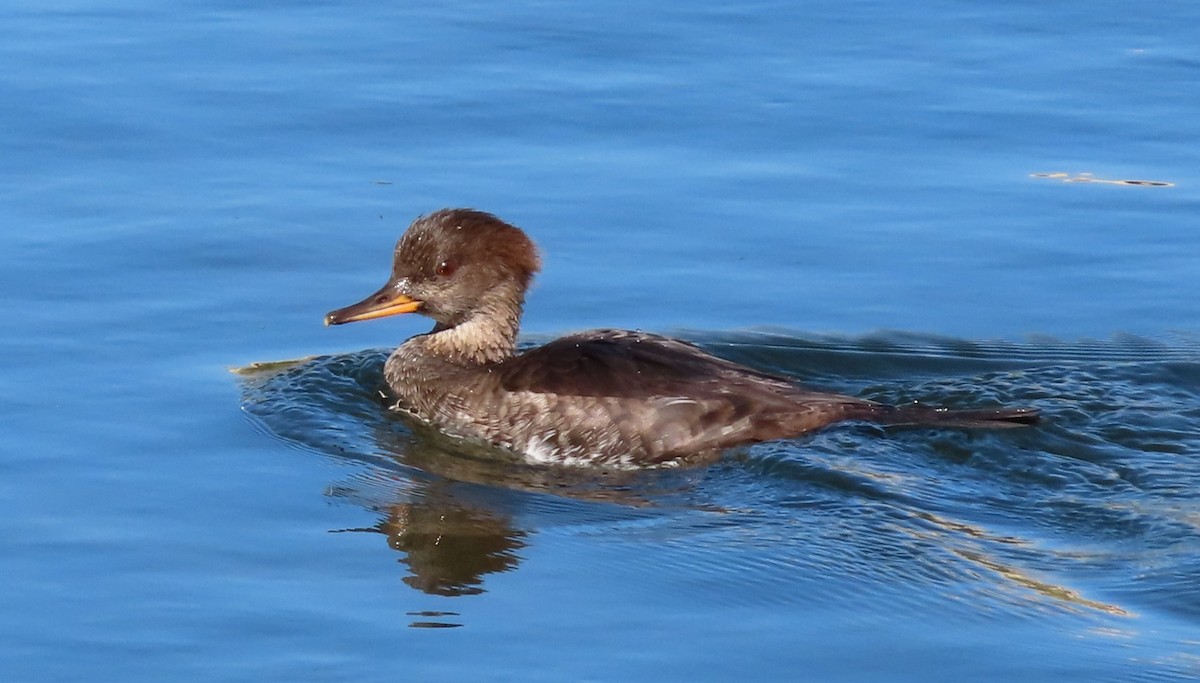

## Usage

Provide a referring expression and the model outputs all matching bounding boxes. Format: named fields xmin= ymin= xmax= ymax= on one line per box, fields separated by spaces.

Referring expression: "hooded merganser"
xmin=325 ymin=209 xmax=1038 ymax=467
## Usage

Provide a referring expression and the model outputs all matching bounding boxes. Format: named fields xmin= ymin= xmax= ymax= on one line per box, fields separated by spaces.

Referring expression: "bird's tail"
xmin=854 ymin=403 xmax=1041 ymax=429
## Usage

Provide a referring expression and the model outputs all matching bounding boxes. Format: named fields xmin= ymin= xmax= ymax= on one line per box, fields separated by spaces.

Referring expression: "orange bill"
xmin=325 ymin=284 xmax=422 ymax=326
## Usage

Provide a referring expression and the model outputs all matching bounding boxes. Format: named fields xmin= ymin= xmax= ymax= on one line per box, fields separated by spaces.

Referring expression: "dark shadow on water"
xmin=236 ymin=329 xmax=1200 ymax=625
xmin=331 ymin=480 xmax=526 ymax=598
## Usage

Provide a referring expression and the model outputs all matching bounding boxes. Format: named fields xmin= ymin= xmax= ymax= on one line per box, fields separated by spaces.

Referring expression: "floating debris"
xmin=228 ymin=356 xmax=317 ymax=377
xmin=1031 ymin=172 xmax=1174 ymax=187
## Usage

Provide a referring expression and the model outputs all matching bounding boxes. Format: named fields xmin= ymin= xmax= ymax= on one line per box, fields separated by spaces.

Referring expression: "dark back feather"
xmin=497 ymin=330 xmax=795 ymax=399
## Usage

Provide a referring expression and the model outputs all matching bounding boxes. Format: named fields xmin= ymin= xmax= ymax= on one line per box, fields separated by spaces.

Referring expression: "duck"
xmin=325 ymin=208 xmax=1039 ymax=467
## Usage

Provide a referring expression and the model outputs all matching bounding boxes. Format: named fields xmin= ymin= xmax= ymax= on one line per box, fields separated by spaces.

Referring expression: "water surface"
xmin=2 ymin=1 xmax=1199 ymax=681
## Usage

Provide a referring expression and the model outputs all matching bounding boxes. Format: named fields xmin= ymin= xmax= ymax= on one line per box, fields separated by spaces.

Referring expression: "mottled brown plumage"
xmin=326 ymin=208 xmax=1039 ymax=467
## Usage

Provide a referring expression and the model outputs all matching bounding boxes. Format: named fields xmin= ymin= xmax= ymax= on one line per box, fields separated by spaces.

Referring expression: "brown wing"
xmin=489 ymin=330 xmax=871 ymax=461
xmin=498 ymin=329 xmax=797 ymax=398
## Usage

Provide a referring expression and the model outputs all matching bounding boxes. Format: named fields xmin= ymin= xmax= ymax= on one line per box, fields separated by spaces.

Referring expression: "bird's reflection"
xmin=338 ymin=483 xmax=526 ymax=596
xmin=329 ymin=414 xmax=675 ymax=597
xmin=321 ymin=427 xmax=540 ymax=599
xmin=235 ymin=355 xmax=528 ymax=597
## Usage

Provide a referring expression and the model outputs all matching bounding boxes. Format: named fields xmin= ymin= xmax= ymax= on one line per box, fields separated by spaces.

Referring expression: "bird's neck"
xmin=418 ymin=291 xmax=525 ymax=366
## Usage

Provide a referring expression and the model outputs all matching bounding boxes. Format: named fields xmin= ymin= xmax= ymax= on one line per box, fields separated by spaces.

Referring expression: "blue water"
xmin=3 ymin=1 xmax=1199 ymax=681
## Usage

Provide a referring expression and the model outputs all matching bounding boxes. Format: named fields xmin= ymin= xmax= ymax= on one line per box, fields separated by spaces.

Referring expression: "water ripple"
xmin=237 ymin=330 xmax=1199 ymax=627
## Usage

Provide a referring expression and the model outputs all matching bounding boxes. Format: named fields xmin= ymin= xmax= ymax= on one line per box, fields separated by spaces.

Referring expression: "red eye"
xmin=435 ymin=260 xmax=457 ymax=278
